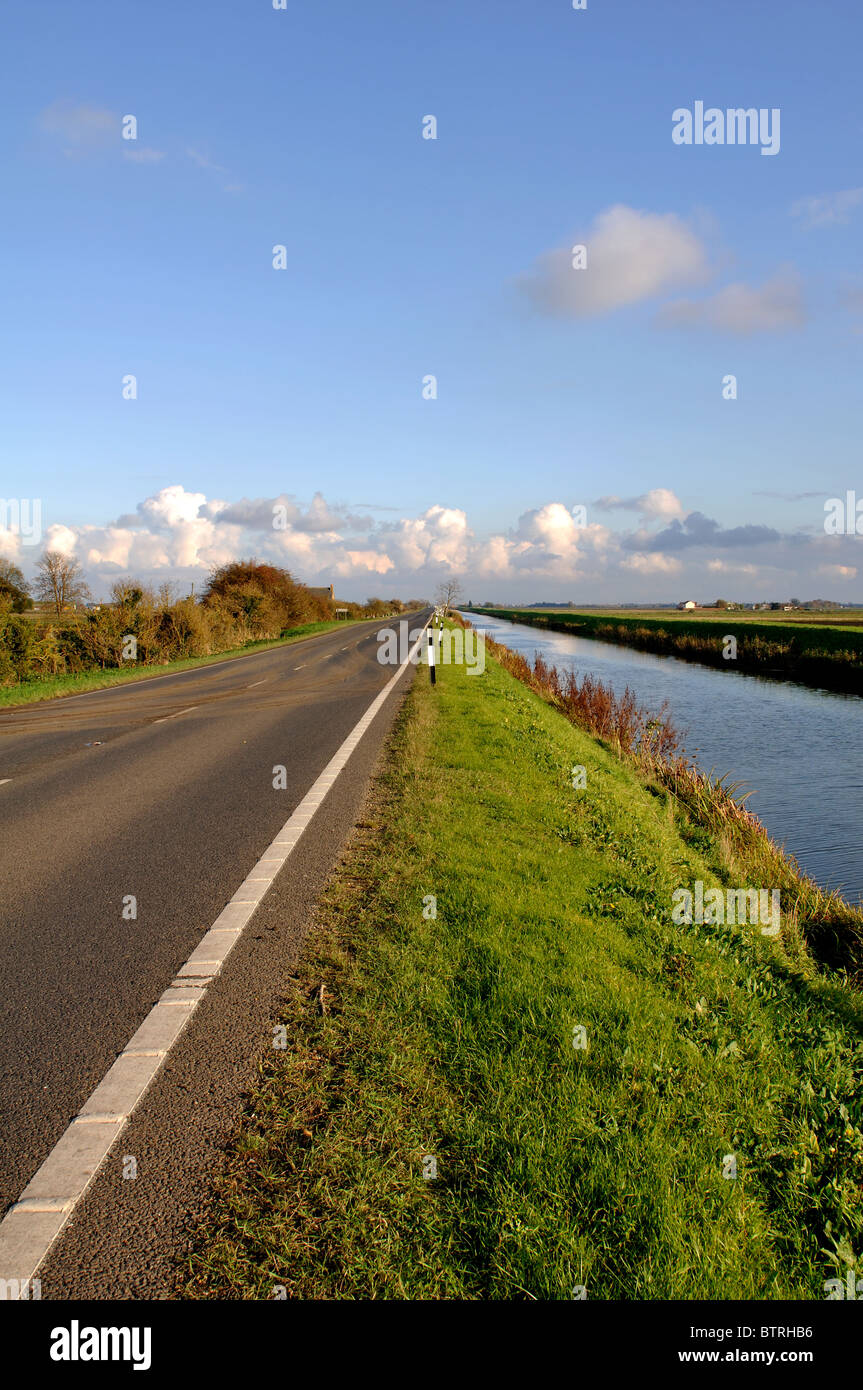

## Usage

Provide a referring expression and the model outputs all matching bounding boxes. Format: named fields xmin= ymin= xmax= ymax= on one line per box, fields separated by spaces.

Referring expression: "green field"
xmin=508 ymin=607 xmax=863 ymax=627
xmin=473 ymin=608 xmax=863 ymax=691
xmin=185 ymin=637 xmax=863 ymax=1300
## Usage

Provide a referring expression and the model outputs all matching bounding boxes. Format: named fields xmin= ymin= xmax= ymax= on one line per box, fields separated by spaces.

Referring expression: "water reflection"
xmin=465 ymin=612 xmax=863 ymax=906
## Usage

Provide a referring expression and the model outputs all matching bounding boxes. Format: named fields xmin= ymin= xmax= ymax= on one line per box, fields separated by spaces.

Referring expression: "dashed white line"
xmin=0 ymin=619 xmax=387 ymax=715
xmin=0 ymin=620 xmax=429 ymax=1294
xmin=153 ymin=706 xmax=199 ymax=724
xmin=0 ymin=779 xmax=11 ymax=786
xmin=247 ymin=680 xmax=267 ymax=689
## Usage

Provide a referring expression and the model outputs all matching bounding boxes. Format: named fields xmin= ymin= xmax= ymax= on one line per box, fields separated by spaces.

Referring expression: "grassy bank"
xmin=0 ymin=621 xmax=353 ymax=708
xmin=474 ymin=608 xmax=863 ymax=693
xmin=185 ymin=639 xmax=863 ymax=1299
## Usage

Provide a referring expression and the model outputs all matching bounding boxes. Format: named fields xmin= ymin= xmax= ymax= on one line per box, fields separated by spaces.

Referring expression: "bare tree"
xmin=435 ymin=578 xmax=463 ymax=615
xmin=35 ymin=550 xmax=91 ymax=615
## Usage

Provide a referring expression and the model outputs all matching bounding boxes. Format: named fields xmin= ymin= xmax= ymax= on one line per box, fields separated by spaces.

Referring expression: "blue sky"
xmin=1 ymin=0 xmax=862 ymax=601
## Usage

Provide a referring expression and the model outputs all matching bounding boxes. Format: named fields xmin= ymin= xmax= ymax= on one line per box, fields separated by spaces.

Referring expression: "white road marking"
xmin=247 ymin=680 xmax=267 ymax=688
xmin=153 ymin=706 xmax=199 ymax=724
xmin=0 ymin=779 xmax=10 ymax=786
xmin=0 ymin=621 xmax=429 ymax=1293
xmin=293 ymin=664 xmax=306 ymax=670
xmin=0 ymin=618 xmax=386 ymax=715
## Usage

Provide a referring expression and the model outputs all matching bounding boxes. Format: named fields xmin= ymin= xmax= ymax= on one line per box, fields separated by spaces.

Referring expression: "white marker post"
xmin=427 ymin=627 xmax=436 ymax=685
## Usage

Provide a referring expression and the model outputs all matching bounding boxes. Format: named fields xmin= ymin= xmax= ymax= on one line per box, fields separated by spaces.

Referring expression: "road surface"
xmin=0 ymin=611 xmax=428 ymax=1296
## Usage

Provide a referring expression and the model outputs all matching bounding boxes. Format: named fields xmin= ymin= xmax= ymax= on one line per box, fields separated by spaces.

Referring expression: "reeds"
xmin=462 ymin=619 xmax=863 ymax=976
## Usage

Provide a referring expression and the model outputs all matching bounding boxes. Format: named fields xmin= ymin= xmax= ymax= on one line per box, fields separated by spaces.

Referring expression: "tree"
xmin=363 ymin=596 xmax=390 ymax=618
xmin=35 ymin=551 xmax=91 ymax=615
xmin=435 ymin=579 xmax=464 ymax=615
xmin=0 ymin=558 xmax=32 ymax=612
xmin=714 ymin=598 xmax=730 ymax=609
xmin=110 ymin=578 xmax=145 ymax=609
xmin=202 ymin=559 xmax=330 ymax=634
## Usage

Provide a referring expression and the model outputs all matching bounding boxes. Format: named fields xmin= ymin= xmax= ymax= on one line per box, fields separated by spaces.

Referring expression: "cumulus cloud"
xmin=500 ymin=503 xmax=611 ymax=578
xmin=818 ymin=564 xmax=857 ymax=580
xmin=620 ymin=553 xmax=681 ymax=575
xmin=15 ymin=485 xmax=859 ymax=604
xmin=0 ymin=527 xmax=21 ymax=561
xmin=657 ymin=268 xmax=806 ymax=334
xmin=379 ymin=505 xmax=472 ymax=573
xmin=595 ymin=489 xmax=684 ymax=521
xmin=519 ymin=205 xmax=710 ymax=318
xmin=625 ymin=512 xmax=783 ymax=553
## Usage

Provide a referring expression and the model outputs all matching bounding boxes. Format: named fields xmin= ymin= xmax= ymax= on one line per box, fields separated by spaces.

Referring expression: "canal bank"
xmin=473 ymin=608 xmax=863 ymax=695
xmin=468 ymin=610 xmax=863 ymax=909
xmin=185 ymin=634 xmax=863 ymax=1300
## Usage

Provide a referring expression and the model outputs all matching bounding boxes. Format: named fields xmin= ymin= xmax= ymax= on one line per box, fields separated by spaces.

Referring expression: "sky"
xmin=1 ymin=0 xmax=862 ymax=604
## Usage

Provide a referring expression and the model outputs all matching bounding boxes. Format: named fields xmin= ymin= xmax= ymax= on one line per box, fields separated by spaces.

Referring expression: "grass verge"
xmin=475 ymin=608 xmax=863 ymax=693
xmin=185 ymin=644 xmax=863 ymax=1299
xmin=0 ymin=621 xmax=355 ymax=708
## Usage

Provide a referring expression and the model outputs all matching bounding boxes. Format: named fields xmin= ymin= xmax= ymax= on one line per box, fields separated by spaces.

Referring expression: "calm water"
xmin=464 ymin=612 xmax=863 ymax=906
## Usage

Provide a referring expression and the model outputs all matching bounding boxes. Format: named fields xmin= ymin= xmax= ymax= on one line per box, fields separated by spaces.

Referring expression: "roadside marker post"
xmin=427 ymin=627 xmax=436 ymax=685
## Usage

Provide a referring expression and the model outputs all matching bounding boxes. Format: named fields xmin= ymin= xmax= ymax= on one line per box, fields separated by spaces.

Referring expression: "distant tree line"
xmin=0 ymin=554 xmax=427 ymax=686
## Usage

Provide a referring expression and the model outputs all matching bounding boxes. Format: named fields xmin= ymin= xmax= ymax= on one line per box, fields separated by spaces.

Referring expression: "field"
xmin=473 ymin=608 xmax=863 ymax=691
xmin=512 ymin=606 xmax=863 ymax=627
xmin=185 ymin=636 xmax=863 ymax=1300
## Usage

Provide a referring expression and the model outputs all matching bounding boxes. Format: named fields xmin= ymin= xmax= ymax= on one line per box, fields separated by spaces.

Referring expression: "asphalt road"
xmin=0 ymin=612 xmax=429 ymax=1296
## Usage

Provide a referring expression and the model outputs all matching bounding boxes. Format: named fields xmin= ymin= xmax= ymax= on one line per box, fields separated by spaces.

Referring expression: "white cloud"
xmin=382 ymin=505 xmax=472 ymax=572
xmin=657 ymin=268 xmax=806 ymax=334
xmin=596 ymin=489 xmax=683 ymax=522
xmin=818 ymin=564 xmax=857 ymax=580
xmin=342 ymin=550 xmax=394 ymax=575
xmin=706 ymin=559 xmax=759 ymax=576
xmin=44 ymin=524 xmax=79 ymax=557
xmin=519 ymin=205 xmax=710 ymax=318
xmin=0 ymin=528 xmax=21 ymax=561
xmin=17 ymin=485 xmax=860 ymax=605
xmin=620 ymin=553 xmax=682 ymax=575
xmin=791 ymin=188 xmax=863 ymax=229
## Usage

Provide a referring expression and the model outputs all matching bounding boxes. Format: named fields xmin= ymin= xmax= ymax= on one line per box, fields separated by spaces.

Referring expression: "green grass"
xmin=185 ymin=646 xmax=863 ymax=1300
xmin=475 ymin=608 xmax=863 ymax=692
xmin=498 ymin=606 xmax=863 ymax=628
xmin=0 ymin=621 xmax=357 ymax=708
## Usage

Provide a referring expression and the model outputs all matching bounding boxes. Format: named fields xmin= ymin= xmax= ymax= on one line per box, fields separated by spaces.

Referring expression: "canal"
xmin=464 ymin=611 xmax=863 ymax=906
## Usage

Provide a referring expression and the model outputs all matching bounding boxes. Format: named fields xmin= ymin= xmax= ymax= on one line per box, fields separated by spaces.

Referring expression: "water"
xmin=464 ymin=612 xmax=863 ymax=906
